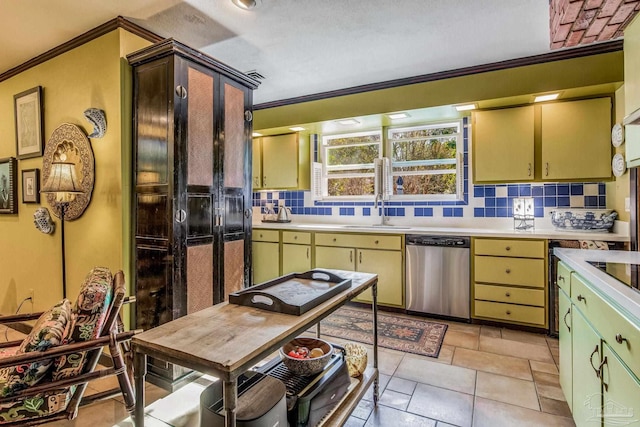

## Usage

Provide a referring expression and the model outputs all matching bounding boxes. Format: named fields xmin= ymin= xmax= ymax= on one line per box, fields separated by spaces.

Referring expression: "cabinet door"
xmin=252 ymin=241 xmax=280 ymax=284
xmin=314 ymin=246 xmax=356 ymax=271
xmin=356 ymin=249 xmax=404 ymax=307
xmin=601 ymin=344 xmax=640 ymax=427
xmin=252 ymin=137 xmax=262 ymax=189
xmin=558 ymin=288 xmax=573 ymax=411
xmin=282 ymin=244 xmax=311 ymax=275
xmin=541 ymin=98 xmax=611 ymax=180
xmin=572 ymin=308 xmax=603 ymax=426
xmin=262 ymin=134 xmax=298 ymax=188
xmin=472 ymin=106 xmax=534 ymax=182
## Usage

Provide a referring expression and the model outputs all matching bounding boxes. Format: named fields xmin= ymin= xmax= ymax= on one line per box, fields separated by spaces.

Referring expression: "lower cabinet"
xmin=571 ymin=308 xmax=602 ymax=426
xmin=251 ymin=229 xmax=280 ymax=284
xmin=281 ymin=231 xmax=312 ymax=275
xmin=601 ymin=343 xmax=640 ymax=427
xmin=558 ymin=288 xmax=573 ymax=411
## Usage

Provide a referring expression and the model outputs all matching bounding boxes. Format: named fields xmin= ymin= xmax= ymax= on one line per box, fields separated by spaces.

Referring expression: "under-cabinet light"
xmin=455 ymin=104 xmax=477 ymax=112
xmin=290 ymin=126 xmax=306 ymax=132
xmin=252 ymin=132 xmax=262 ymax=137
xmin=387 ymin=112 xmax=410 ymax=119
xmin=336 ymin=119 xmax=360 ymax=125
xmin=534 ymin=93 xmax=560 ymax=102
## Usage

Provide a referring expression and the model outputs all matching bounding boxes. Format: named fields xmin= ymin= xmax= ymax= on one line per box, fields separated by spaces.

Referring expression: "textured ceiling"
xmin=0 ymin=1 xmax=631 ymax=105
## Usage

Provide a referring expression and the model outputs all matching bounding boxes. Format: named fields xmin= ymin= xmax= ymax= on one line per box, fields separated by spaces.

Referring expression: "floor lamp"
xmin=41 ymin=161 xmax=82 ymax=299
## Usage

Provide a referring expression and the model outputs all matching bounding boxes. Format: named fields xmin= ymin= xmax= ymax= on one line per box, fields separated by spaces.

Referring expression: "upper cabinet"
xmin=624 ymin=16 xmax=640 ymax=168
xmin=473 ymin=106 xmax=535 ymax=182
xmin=540 ymin=98 xmax=611 ymax=180
xmin=252 ymin=133 xmax=310 ymax=190
xmin=473 ymin=98 xmax=612 ymax=183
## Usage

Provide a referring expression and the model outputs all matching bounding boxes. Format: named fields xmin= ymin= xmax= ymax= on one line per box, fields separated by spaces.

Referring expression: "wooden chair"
xmin=0 ymin=268 xmax=136 ymax=425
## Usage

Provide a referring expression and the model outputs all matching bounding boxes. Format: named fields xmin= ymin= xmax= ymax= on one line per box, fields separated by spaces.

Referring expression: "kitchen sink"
xmin=342 ymin=224 xmax=413 ymax=230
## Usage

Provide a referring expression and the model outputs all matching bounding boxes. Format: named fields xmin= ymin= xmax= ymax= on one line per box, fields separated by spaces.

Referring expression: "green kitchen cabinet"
xmin=281 ymin=231 xmax=312 ymax=275
xmin=558 ymin=287 xmax=573 ymax=411
xmin=472 ymin=105 xmax=535 ymax=183
xmin=252 ymin=230 xmax=280 ymax=284
xmin=600 ymin=343 xmax=640 ymax=427
xmin=624 ymin=16 xmax=640 ymax=168
xmin=252 ymin=137 xmax=262 ymax=190
xmin=253 ymin=133 xmax=310 ymax=190
xmin=571 ymin=308 xmax=602 ymax=426
xmin=315 ymin=246 xmax=357 ymax=272
xmin=541 ymin=98 xmax=612 ymax=181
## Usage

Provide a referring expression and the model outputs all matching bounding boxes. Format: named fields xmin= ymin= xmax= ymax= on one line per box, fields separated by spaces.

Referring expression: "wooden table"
xmin=132 ymin=269 xmax=379 ymax=427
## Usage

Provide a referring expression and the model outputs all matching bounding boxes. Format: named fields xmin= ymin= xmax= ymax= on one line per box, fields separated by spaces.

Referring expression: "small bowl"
xmin=280 ymin=337 xmax=333 ymax=376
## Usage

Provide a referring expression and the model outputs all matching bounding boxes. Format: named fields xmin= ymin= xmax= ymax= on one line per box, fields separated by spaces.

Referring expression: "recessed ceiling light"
xmin=252 ymin=132 xmax=262 ymax=137
xmin=387 ymin=112 xmax=410 ymax=119
xmin=231 ymin=0 xmax=261 ymax=10
xmin=337 ymin=119 xmax=360 ymax=125
xmin=534 ymin=93 xmax=560 ymax=102
xmin=290 ymin=126 xmax=306 ymax=132
xmin=455 ymin=104 xmax=477 ymax=112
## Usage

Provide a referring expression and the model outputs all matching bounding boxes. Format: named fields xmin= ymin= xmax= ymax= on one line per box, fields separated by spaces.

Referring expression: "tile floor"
xmin=12 ymin=313 xmax=575 ymax=427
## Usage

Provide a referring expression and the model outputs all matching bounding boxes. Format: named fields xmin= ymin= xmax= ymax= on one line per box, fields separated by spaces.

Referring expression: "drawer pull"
xmin=375 ymin=240 xmax=379 ymax=244
xmin=563 ymin=308 xmax=571 ymax=332
xmin=350 ymin=251 xmax=353 ymax=263
xmin=505 ymin=269 xmax=511 ymax=274
xmin=294 ymin=235 xmax=298 ymax=240
xmin=505 ymin=292 xmax=511 ymax=297
xmin=558 ymin=275 xmax=565 ymax=282
xmin=333 ymin=238 xmax=337 ymax=242
xmin=505 ymin=246 xmax=511 ymax=251
xmin=306 ymin=247 xmax=310 ymax=259
xmin=259 ymin=234 xmax=263 ymax=238
xmin=615 ymin=334 xmax=628 ymax=345
xmin=589 ymin=345 xmax=600 ymax=377
xmin=577 ymin=294 xmax=586 ymax=303
xmin=506 ymin=310 xmax=511 ymax=315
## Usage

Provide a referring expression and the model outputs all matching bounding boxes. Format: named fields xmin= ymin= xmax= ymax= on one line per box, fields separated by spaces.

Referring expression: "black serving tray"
xmin=229 ymin=270 xmax=352 ymax=315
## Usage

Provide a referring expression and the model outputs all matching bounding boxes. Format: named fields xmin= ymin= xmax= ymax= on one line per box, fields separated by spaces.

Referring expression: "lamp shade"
xmin=41 ymin=161 xmax=83 ymax=201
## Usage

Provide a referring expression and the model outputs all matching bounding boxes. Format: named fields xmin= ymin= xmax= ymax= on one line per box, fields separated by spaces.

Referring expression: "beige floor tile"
xmin=533 ymin=370 xmax=561 ymax=385
xmin=546 ymin=336 xmax=560 ymax=349
xmin=536 ymin=382 xmax=566 ymax=401
xmin=440 ymin=321 xmax=481 ymax=335
xmin=377 ymin=347 xmax=405 ymax=376
xmin=479 ymin=335 xmax=554 ymax=363
xmin=452 ymin=347 xmax=532 ymax=381
xmin=407 ymin=383 xmax=474 ymax=427
xmin=364 ymin=404 xmax=437 ymax=426
xmin=475 ymin=371 xmax=539 ymax=411
xmin=501 ymin=328 xmax=548 ymax=346
xmin=443 ymin=329 xmax=479 ymax=350
xmin=480 ymin=325 xmax=502 ymax=338
xmin=379 ymin=388 xmax=411 ymax=411
xmin=473 ymin=397 xmax=576 ymax=427
xmin=432 ymin=344 xmax=454 ymax=365
xmin=394 ymin=355 xmax=476 ymax=395
xmin=50 ymin=399 xmax=129 ymax=427
xmin=539 ymin=396 xmax=573 ymax=418
xmin=530 ymin=360 xmax=559 ymax=375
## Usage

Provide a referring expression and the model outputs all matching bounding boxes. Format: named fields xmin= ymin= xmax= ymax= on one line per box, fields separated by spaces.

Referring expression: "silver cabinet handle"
xmin=175 ymin=209 xmax=186 ymax=223
xmin=175 ymin=85 xmax=187 ymax=99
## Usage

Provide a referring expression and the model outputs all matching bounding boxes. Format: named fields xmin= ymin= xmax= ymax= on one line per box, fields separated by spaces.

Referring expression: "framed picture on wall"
xmin=21 ymin=168 xmax=40 ymax=204
xmin=0 ymin=157 xmax=18 ymax=214
xmin=14 ymin=86 xmax=44 ymax=159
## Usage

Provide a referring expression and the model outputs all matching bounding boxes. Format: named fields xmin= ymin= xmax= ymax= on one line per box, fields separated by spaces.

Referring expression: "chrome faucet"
xmin=375 ymin=193 xmax=389 ymax=225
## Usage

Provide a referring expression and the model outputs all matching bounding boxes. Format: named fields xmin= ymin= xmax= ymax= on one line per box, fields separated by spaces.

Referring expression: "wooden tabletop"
xmin=131 ymin=269 xmax=377 ymax=380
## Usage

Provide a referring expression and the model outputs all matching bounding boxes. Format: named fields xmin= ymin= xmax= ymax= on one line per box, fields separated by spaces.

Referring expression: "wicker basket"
xmin=344 ymin=343 xmax=368 ymax=377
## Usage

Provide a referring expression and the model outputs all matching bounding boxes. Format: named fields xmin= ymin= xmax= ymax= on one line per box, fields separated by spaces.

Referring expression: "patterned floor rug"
xmin=320 ymin=307 xmax=448 ymax=358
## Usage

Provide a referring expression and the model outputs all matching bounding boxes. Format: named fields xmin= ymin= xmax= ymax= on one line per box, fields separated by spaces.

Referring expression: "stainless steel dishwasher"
xmin=405 ymin=235 xmax=470 ymax=320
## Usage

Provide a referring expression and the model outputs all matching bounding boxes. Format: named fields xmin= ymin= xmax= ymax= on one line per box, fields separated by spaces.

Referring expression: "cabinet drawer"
xmin=572 ymin=274 xmax=640 ymax=376
xmin=557 ymin=261 xmax=572 ymax=294
xmin=474 ymin=300 xmax=545 ymax=326
xmin=475 ymin=256 xmax=545 ymax=288
xmin=474 ymin=238 xmax=545 ymax=258
xmin=252 ymin=229 xmax=279 ymax=242
xmin=474 ymin=284 xmax=545 ymax=306
xmin=282 ymin=231 xmax=311 ymax=244
xmin=315 ymin=233 xmax=401 ymax=250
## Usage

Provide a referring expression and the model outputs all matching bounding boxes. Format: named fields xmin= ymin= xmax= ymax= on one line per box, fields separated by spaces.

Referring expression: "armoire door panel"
xmin=187 ymin=244 xmax=214 ymax=313
xmin=223 ymin=82 xmax=245 ymax=189
xmin=136 ymin=193 xmax=169 ymax=239
xmin=224 ymin=192 xmax=244 ymax=234
xmin=224 ymin=239 xmax=245 ymax=300
xmin=187 ymin=194 xmax=213 ymax=237
xmin=135 ymin=246 xmax=171 ymax=331
xmin=186 ymin=67 xmax=214 ymax=186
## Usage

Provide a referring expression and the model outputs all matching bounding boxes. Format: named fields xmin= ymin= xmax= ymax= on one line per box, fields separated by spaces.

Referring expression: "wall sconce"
xmin=513 ymin=197 xmax=534 ymax=230
xmin=41 ymin=161 xmax=83 ymax=298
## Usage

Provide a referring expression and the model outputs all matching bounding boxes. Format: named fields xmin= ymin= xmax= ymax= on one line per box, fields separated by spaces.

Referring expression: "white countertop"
xmin=553 ymin=248 xmax=640 ymax=326
xmin=253 ymin=221 xmax=629 ymax=241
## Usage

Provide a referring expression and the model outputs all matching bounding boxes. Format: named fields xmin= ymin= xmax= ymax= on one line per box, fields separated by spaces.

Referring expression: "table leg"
xmin=223 ymin=379 xmax=237 ymax=427
xmin=133 ymin=351 xmax=147 ymax=426
xmin=372 ymin=280 xmax=379 ymax=405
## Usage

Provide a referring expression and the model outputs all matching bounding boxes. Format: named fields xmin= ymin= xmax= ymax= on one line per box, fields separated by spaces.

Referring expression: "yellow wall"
xmin=607 ymin=86 xmax=630 ymax=222
xmin=0 ymin=29 xmax=151 ymax=314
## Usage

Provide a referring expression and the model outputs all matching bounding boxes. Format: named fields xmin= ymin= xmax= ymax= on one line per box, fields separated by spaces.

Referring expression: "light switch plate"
xmin=625 ymin=197 xmax=630 ymax=212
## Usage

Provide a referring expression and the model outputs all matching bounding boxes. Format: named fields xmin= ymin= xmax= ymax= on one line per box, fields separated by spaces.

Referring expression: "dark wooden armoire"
xmin=128 ymin=39 xmax=259 ymax=389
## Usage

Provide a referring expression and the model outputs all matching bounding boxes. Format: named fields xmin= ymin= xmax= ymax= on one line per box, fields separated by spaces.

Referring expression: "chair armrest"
xmin=0 ymin=312 xmax=44 ymax=324
xmin=0 ymin=330 xmax=137 ymax=369
xmin=0 ymin=340 xmax=22 ymax=349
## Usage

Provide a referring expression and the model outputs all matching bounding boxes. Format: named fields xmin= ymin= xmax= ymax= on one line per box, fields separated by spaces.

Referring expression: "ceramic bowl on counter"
xmin=280 ymin=337 xmax=333 ymax=376
xmin=549 ymin=209 xmax=617 ymax=232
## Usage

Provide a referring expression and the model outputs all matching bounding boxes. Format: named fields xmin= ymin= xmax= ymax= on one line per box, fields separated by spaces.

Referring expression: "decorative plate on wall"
xmin=42 ymin=123 xmax=94 ymax=220
xmin=612 ymin=153 xmax=626 ymax=177
xmin=611 ymin=123 xmax=624 ymax=147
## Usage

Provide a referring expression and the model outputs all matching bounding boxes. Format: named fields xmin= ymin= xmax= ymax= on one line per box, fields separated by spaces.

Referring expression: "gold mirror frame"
xmin=42 ymin=123 xmax=94 ymax=220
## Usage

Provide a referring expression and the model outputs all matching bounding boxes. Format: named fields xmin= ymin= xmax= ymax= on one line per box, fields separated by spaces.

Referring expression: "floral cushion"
xmin=0 ymin=387 xmax=73 ymax=424
xmin=0 ymin=300 xmax=72 ymax=397
xmin=52 ymin=267 xmax=113 ymax=381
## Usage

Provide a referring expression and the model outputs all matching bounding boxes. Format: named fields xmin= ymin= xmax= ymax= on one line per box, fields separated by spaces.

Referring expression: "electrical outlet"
xmin=625 ymin=197 xmax=631 ymax=212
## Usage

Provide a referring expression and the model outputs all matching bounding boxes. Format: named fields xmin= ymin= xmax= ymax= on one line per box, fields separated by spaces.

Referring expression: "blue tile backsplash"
xmin=253 ymin=117 xmax=608 ymax=220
